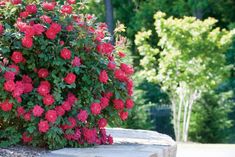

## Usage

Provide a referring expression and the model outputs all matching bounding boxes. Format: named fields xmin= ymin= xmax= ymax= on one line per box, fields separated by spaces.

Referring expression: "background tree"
xmin=84 ymin=0 xmax=235 ymax=142
xmin=135 ymin=12 xmax=234 ymax=141
xmin=104 ymin=0 xmax=114 ymax=43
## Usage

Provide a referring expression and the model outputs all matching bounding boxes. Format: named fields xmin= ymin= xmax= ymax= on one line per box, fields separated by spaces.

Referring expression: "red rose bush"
xmin=0 ymin=0 xmax=134 ymax=149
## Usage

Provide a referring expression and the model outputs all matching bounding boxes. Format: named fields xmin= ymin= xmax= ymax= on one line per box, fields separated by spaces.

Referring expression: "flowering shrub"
xmin=0 ymin=0 xmax=134 ymax=149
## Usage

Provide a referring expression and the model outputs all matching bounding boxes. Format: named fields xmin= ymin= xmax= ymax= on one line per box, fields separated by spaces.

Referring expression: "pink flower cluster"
xmin=0 ymin=0 xmax=134 ymax=149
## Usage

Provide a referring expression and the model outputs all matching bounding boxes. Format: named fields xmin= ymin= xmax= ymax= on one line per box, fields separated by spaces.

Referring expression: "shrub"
xmin=189 ymin=91 xmax=234 ymax=143
xmin=135 ymin=11 xmax=234 ymax=141
xmin=0 ymin=0 xmax=134 ymax=149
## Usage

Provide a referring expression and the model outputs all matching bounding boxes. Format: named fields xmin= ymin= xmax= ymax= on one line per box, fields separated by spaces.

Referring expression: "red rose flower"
xmin=45 ymin=28 xmax=57 ymax=40
xmin=0 ymin=2 xmax=5 ymax=6
xmin=64 ymin=73 xmax=76 ymax=84
xmin=100 ymin=97 xmax=109 ymax=109
xmin=108 ymin=56 xmax=114 ymax=61
xmin=113 ymin=99 xmax=124 ymax=110
xmin=55 ymin=106 xmax=65 ymax=116
xmin=120 ymin=63 xmax=134 ymax=75
xmin=98 ymin=23 xmax=108 ymax=30
xmin=4 ymin=80 xmax=15 ymax=92
xmin=66 ymin=24 xmax=74 ymax=32
xmin=77 ymin=110 xmax=88 ymax=122
xmin=98 ymin=118 xmax=107 ymax=128
xmin=0 ymin=100 xmax=13 ymax=112
xmin=24 ymin=26 xmax=35 ymax=37
xmin=17 ymin=106 xmax=25 ymax=117
xmin=38 ymin=120 xmax=49 ymax=133
xmin=33 ymin=24 xmax=45 ymax=35
xmin=11 ymin=0 xmax=22 ymax=5
xmin=95 ymin=31 xmax=105 ymax=42
xmin=24 ymin=113 xmax=31 ymax=121
xmin=90 ymin=103 xmax=101 ymax=115
xmin=22 ymin=75 xmax=32 ymax=83
xmin=67 ymin=92 xmax=77 ymax=105
xmin=72 ymin=56 xmax=81 ymax=67
xmin=42 ymin=2 xmax=55 ymax=11
xmin=67 ymin=0 xmax=76 ymax=4
xmin=59 ymin=41 xmax=65 ymax=46
xmin=73 ymin=128 xmax=81 ymax=140
xmin=43 ymin=94 xmax=54 ymax=106
xmin=108 ymin=61 xmax=116 ymax=70
xmin=40 ymin=15 xmax=52 ymax=24
xmin=25 ymin=4 xmax=37 ymax=14
xmin=22 ymin=36 xmax=33 ymax=48
xmin=60 ymin=48 xmax=71 ymax=60
xmin=126 ymin=99 xmax=134 ymax=109
xmin=119 ymin=111 xmax=128 ymax=121
xmin=33 ymin=105 xmax=44 ymax=117
xmin=118 ymin=51 xmax=126 ymax=58
xmin=82 ymin=128 xmax=97 ymax=144
xmin=99 ymin=70 xmax=108 ymax=84
xmin=87 ymin=14 xmax=94 ymax=20
xmin=114 ymin=69 xmax=127 ymax=82
xmin=61 ymin=5 xmax=73 ymax=14
xmin=97 ymin=43 xmax=114 ymax=55
xmin=37 ymin=83 xmax=50 ymax=96
xmin=15 ymin=96 xmax=22 ymax=103
xmin=38 ymin=68 xmax=49 ymax=78
xmin=20 ymin=11 xmax=29 ymax=18
xmin=61 ymin=101 xmax=71 ymax=111
xmin=45 ymin=110 xmax=57 ymax=123
xmin=103 ymin=91 xmax=113 ymax=99
xmin=0 ymin=24 xmax=4 ymax=35
xmin=16 ymin=20 xmax=27 ymax=32
xmin=4 ymin=71 xmax=15 ymax=80
xmin=107 ymin=135 xmax=113 ymax=144
xmin=126 ymin=79 xmax=133 ymax=96
xmin=23 ymin=83 xmax=33 ymax=93
xmin=11 ymin=51 xmax=23 ymax=64
xmin=22 ymin=132 xmax=32 ymax=143
xmin=12 ymin=81 xmax=24 ymax=98
xmin=50 ymin=23 xmax=62 ymax=33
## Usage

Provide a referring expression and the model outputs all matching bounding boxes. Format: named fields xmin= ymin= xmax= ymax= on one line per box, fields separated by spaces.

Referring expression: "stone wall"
xmin=45 ymin=128 xmax=177 ymax=157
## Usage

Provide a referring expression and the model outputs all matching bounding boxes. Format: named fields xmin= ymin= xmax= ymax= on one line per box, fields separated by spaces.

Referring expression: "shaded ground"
xmin=177 ymin=143 xmax=235 ymax=157
xmin=0 ymin=145 xmax=48 ymax=157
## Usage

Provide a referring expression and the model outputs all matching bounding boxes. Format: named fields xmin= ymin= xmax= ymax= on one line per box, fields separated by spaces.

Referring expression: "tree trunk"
xmin=182 ymin=98 xmax=189 ymax=141
xmin=183 ymin=94 xmax=194 ymax=142
xmin=176 ymin=84 xmax=185 ymax=141
xmin=172 ymin=101 xmax=177 ymax=141
xmin=183 ymin=90 xmax=200 ymax=142
xmin=104 ymin=0 xmax=114 ymax=43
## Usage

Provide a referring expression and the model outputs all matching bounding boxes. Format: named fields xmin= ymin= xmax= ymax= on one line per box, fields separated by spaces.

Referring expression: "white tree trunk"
xmin=182 ymin=98 xmax=189 ymax=141
xmin=176 ymin=99 xmax=182 ymax=141
xmin=172 ymin=83 xmax=201 ymax=142
xmin=183 ymin=90 xmax=201 ymax=142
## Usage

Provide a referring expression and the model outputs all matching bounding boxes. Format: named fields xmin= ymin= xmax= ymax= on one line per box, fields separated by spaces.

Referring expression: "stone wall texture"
xmin=45 ymin=128 xmax=177 ymax=157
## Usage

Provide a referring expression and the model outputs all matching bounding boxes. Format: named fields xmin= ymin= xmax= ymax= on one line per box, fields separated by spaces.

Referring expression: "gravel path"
xmin=0 ymin=145 xmax=48 ymax=157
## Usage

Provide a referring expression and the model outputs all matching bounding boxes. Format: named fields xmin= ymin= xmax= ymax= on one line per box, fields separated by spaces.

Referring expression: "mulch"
xmin=0 ymin=145 xmax=48 ymax=157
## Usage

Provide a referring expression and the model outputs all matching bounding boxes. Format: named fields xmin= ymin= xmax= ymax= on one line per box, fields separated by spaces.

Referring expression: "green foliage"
xmin=135 ymin=11 xmax=234 ymax=141
xmin=83 ymin=0 xmax=235 ymax=142
xmin=189 ymin=91 xmax=234 ymax=143
xmin=136 ymin=12 xmax=233 ymax=92
xmin=0 ymin=1 xmax=133 ymax=149
xmin=0 ymin=127 xmax=21 ymax=148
